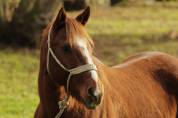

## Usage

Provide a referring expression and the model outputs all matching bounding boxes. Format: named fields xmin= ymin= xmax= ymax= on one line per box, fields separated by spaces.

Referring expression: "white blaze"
xmin=75 ymin=37 xmax=99 ymax=83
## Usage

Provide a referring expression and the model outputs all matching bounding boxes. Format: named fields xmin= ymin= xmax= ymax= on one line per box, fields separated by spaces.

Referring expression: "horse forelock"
xmin=65 ymin=18 xmax=94 ymax=50
xmin=41 ymin=18 xmax=94 ymax=50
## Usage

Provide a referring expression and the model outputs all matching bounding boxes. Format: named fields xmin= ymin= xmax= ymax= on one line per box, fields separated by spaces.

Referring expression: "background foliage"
xmin=0 ymin=0 xmax=62 ymax=47
xmin=0 ymin=0 xmax=178 ymax=47
xmin=1 ymin=0 xmax=178 ymax=118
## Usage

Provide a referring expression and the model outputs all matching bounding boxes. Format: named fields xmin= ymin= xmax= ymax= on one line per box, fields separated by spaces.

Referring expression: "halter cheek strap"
xmin=47 ymin=25 xmax=97 ymax=118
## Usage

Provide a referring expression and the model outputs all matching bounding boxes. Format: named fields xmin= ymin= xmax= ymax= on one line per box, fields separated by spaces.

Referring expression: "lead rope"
xmin=47 ymin=25 xmax=97 ymax=118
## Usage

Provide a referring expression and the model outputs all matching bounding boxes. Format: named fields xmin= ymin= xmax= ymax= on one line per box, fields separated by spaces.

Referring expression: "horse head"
xmin=47 ymin=7 xmax=103 ymax=109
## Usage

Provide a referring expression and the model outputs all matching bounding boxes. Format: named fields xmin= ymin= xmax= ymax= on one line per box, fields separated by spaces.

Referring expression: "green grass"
xmin=1 ymin=4 xmax=178 ymax=118
xmin=87 ymin=5 xmax=178 ymax=64
xmin=0 ymin=49 xmax=39 ymax=118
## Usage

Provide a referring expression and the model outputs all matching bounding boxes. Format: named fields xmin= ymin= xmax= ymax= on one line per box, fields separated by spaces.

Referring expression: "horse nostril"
xmin=88 ymin=87 xmax=94 ymax=96
xmin=87 ymin=87 xmax=101 ymax=104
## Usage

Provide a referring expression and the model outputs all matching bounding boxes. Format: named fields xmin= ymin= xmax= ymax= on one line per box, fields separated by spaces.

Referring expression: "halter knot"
xmin=55 ymin=96 xmax=69 ymax=118
xmin=58 ymin=96 xmax=69 ymax=110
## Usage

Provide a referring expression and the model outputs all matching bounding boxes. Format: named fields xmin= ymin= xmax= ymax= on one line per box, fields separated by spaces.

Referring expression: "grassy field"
xmin=0 ymin=49 xmax=39 ymax=118
xmin=1 ymin=4 xmax=178 ymax=118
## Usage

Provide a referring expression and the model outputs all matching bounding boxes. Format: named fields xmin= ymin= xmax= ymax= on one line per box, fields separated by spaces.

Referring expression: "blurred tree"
xmin=64 ymin=0 xmax=111 ymax=11
xmin=64 ymin=0 xmax=87 ymax=11
xmin=111 ymin=0 xmax=123 ymax=5
xmin=0 ymin=0 xmax=62 ymax=47
xmin=0 ymin=0 xmax=19 ymax=22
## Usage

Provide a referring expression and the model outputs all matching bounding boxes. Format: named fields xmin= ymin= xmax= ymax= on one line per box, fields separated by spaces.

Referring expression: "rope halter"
xmin=47 ymin=25 xmax=97 ymax=118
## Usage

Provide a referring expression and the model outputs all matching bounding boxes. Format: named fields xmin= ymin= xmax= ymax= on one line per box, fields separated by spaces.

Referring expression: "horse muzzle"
xmin=84 ymin=87 xmax=102 ymax=109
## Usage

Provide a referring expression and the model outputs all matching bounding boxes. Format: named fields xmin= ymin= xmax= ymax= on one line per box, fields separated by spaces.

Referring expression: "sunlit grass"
xmin=87 ymin=6 xmax=178 ymax=36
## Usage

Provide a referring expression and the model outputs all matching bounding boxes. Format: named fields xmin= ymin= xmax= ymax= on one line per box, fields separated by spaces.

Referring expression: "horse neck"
xmin=38 ymin=40 xmax=71 ymax=117
xmin=37 ymin=44 xmax=55 ymax=117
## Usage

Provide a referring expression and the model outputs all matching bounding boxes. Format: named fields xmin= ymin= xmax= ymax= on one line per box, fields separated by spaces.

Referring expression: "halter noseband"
xmin=47 ymin=25 xmax=97 ymax=118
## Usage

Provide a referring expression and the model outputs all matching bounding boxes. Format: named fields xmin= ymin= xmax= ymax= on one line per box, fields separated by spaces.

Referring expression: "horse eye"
xmin=63 ymin=44 xmax=71 ymax=53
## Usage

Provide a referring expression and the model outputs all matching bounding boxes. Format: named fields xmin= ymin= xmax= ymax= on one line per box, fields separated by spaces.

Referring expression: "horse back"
xmin=108 ymin=51 xmax=178 ymax=117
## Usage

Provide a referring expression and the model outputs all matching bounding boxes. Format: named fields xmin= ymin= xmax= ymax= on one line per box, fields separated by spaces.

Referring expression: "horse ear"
xmin=76 ymin=6 xmax=90 ymax=25
xmin=53 ymin=7 xmax=67 ymax=30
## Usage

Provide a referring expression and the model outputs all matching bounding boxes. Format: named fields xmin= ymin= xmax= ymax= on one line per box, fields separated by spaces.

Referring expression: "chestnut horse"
xmin=35 ymin=7 xmax=178 ymax=118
